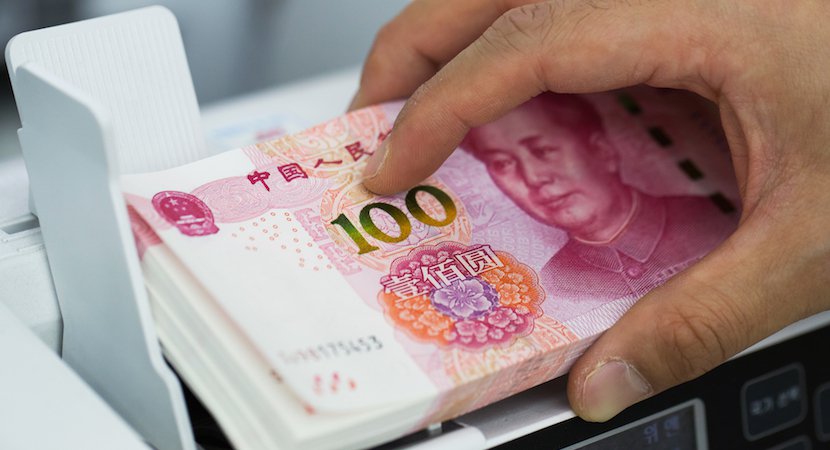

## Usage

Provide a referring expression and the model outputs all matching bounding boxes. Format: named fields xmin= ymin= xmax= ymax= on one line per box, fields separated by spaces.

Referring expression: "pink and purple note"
xmin=125 ymin=87 xmax=739 ymax=421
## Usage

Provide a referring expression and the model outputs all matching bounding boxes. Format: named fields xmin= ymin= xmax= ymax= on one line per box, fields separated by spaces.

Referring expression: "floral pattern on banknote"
xmin=430 ymin=316 xmax=580 ymax=420
xmin=378 ymin=241 xmax=545 ymax=350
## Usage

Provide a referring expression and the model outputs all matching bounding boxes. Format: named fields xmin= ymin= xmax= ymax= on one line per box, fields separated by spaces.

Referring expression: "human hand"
xmin=353 ymin=0 xmax=830 ymax=422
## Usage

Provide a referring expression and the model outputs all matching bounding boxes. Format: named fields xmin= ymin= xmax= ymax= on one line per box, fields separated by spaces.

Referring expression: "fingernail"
xmin=581 ymin=360 xmax=652 ymax=422
xmin=363 ymin=138 xmax=390 ymax=180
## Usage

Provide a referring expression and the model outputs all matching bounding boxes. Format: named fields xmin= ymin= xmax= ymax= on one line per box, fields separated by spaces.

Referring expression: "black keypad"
xmin=766 ymin=435 xmax=811 ymax=450
xmin=742 ymin=363 xmax=807 ymax=441
xmin=815 ymin=382 xmax=830 ymax=442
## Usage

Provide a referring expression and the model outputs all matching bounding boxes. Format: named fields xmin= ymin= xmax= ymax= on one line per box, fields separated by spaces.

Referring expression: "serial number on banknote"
xmin=278 ymin=335 xmax=384 ymax=365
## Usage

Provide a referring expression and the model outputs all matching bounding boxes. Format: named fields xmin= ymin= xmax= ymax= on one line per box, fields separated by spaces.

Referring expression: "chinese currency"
xmin=124 ymin=88 xmax=738 ymax=444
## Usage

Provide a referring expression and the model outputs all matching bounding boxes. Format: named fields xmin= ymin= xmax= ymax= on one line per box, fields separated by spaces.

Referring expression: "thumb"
xmin=567 ymin=211 xmax=828 ymax=422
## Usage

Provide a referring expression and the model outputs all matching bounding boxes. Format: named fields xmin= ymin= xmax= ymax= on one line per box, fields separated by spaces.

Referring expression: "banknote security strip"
xmin=647 ymin=126 xmax=674 ymax=147
xmin=709 ymin=192 xmax=737 ymax=214
xmin=678 ymin=159 xmax=705 ymax=181
xmin=123 ymin=88 xmax=740 ymax=449
xmin=617 ymin=91 xmax=737 ymax=214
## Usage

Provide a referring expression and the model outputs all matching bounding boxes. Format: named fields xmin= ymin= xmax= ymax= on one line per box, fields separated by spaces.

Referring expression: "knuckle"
xmin=653 ymin=296 xmax=740 ymax=385
xmin=361 ymin=24 xmax=398 ymax=83
xmin=374 ymin=22 xmax=397 ymax=46
xmin=367 ymin=23 xmax=398 ymax=64
xmin=483 ymin=3 xmax=557 ymax=53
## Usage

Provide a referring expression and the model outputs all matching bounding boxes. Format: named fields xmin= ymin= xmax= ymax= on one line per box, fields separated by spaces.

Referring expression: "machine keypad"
xmin=815 ymin=382 xmax=830 ymax=442
xmin=742 ymin=363 xmax=807 ymax=441
xmin=766 ymin=435 xmax=811 ymax=450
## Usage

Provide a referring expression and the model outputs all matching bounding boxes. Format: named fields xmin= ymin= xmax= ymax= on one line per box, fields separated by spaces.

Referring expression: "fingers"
xmin=567 ymin=209 xmax=829 ymax=422
xmin=350 ymin=0 xmax=532 ymax=111
xmin=362 ymin=0 xmax=714 ymax=195
xmin=362 ymin=3 xmax=552 ymax=194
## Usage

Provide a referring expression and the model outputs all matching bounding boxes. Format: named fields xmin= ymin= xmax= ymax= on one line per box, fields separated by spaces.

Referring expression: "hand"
xmin=353 ymin=0 xmax=830 ymax=422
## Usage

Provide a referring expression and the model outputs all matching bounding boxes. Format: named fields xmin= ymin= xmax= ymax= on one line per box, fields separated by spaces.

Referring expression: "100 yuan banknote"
xmin=124 ymin=87 xmax=739 ymax=423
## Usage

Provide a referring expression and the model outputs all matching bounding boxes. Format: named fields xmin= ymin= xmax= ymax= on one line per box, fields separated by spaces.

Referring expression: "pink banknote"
xmin=126 ymin=87 xmax=739 ymax=425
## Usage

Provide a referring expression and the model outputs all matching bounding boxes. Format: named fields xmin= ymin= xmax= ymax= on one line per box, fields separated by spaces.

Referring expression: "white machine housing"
xmin=6 ymin=7 xmax=208 ymax=450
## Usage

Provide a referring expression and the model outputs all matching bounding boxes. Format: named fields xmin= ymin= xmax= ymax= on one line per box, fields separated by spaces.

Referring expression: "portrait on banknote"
xmin=460 ymin=92 xmax=738 ymax=325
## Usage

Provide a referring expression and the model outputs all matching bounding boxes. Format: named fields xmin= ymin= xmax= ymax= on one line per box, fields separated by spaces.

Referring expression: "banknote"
xmin=124 ymin=87 xmax=739 ymax=428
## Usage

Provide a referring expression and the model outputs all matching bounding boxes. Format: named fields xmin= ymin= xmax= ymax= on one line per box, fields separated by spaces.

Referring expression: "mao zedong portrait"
xmin=461 ymin=93 xmax=737 ymax=316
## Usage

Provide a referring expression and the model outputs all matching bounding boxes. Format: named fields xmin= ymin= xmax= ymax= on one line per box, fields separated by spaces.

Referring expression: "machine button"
xmin=816 ymin=382 xmax=830 ymax=442
xmin=766 ymin=435 xmax=811 ymax=450
xmin=741 ymin=363 xmax=807 ymax=441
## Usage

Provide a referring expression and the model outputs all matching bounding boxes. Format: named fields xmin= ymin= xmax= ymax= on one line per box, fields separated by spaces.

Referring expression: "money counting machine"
xmin=2 ymin=7 xmax=829 ymax=450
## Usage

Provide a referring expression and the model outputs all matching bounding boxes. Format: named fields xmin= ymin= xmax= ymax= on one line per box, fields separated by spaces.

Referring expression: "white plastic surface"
xmin=200 ymin=66 xmax=360 ymax=152
xmin=400 ymin=427 xmax=486 ymax=450
xmin=6 ymin=7 xmax=201 ymax=450
xmin=0 ymin=215 xmax=62 ymax=350
xmin=0 ymin=301 xmax=148 ymax=450
xmin=0 ymin=155 xmax=28 ymax=219
xmin=6 ymin=6 xmax=206 ymax=174
xmin=11 ymin=62 xmax=194 ymax=450
xmin=455 ymin=376 xmax=575 ymax=448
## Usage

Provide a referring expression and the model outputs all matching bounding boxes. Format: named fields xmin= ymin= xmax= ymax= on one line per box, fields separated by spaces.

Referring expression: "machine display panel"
xmin=563 ymin=399 xmax=707 ymax=450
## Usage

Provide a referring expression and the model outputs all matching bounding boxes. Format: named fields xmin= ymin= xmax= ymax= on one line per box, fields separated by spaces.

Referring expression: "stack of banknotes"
xmin=123 ymin=87 xmax=740 ymax=449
